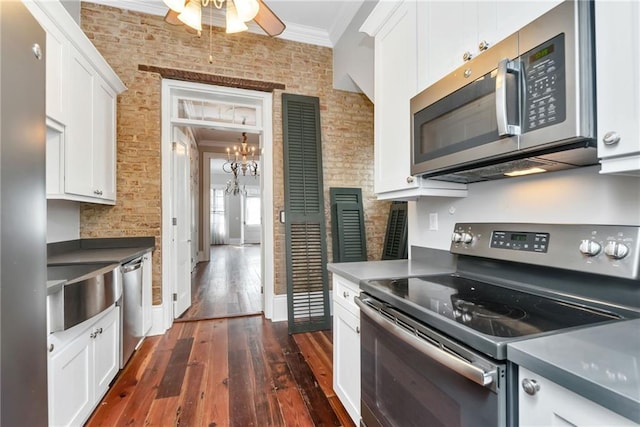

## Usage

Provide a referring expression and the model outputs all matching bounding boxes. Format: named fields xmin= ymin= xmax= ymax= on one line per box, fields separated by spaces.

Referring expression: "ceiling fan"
xmin=163 ymin=0 xmax=286 ymax=37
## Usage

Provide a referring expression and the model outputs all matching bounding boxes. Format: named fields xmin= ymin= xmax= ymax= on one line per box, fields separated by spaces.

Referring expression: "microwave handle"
xmin=496 ymin=58 xmax=521 ymax=137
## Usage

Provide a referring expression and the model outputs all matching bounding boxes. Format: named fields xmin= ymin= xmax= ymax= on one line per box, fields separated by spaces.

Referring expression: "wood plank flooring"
xmin=86 ymin=316 xmax=355 ymax=427
xmin=178 ymin=245 xmax=262 ymax=321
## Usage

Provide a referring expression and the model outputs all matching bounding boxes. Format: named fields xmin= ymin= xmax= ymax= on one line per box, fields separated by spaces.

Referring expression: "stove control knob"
xmin=579 ymin=239 xmax=601 ymax=256
xmin=522 ymin=378 xmax=540 ymax=396
xmin=604 ymin=241 xmax=629 ymax=260
xmin=460 ymin=233 xmax=473 ymax=244
xmin=451 ymin=232 xmax=463 ymax=243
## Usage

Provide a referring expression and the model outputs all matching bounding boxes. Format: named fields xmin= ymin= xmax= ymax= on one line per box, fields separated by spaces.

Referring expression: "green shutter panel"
xmin=382 ymin=202 xmax=408 ymax=260
xmin=282 ymin=94 xmax=330 ymax=334
xmin=330 ymin=187 xmax=367 ymax=263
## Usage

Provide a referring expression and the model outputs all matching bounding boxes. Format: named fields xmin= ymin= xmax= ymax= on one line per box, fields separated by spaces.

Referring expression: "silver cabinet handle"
xmin=522 ymin=378 xmax=540 ymax=395
xmin=93 ymin=190 xmax=103 ymax=196
xmin=478 ymin=40 xmax=490 ymax=51
xmin=49 ymin=344 xmax=55 ymax=353
xmin=32 ymin=43 xmax=43 ymax=60
xmin=343 ymin=291 xmax=349 ymax=298
xmin=406 ymin=176 xmax=415 ymax=184
xmin=462 ymin=51 xmax=473 ymax=61
xmin=602 ymin=131 xmax=620 ymax=146
xmin=356 ymin=326 xmax=360 ymax=334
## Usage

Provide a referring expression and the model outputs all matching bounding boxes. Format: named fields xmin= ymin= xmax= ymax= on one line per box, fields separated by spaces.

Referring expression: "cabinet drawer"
xmin=333 ymin=274 xmax=360 ymax=314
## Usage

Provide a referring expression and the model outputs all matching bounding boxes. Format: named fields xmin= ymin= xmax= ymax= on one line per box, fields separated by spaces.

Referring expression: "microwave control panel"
xmin=522 ymin=33 xmax=566 ymax=132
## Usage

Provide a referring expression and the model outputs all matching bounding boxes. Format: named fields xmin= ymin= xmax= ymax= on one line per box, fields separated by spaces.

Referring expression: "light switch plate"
xmin=429 ymin=213 xmax=438 ymax=230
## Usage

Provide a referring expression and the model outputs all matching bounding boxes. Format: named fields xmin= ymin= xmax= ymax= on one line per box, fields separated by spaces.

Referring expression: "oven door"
xmin=356 ymin=296 xmax=507 ymax=427
xmin=410 ymin=33 xmax=519 ymax=178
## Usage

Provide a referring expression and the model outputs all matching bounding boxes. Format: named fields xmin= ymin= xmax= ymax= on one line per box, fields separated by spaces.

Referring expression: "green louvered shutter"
xmin=330 ymin=187 xmax=367 ymax=263
xmin=382 ymin=202 xmax=408 ymax=260
xmin=282 ymin=94 xmax=330 ymax=334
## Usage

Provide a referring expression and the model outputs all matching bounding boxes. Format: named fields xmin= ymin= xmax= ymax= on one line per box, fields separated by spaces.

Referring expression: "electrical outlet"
xmin=429 ymin=213 xmax=438 ymax=230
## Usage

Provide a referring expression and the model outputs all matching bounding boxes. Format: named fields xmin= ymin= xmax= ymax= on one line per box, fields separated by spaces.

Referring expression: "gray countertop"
xmin=508 ymin=319 xmax=640 ymax=424
xmin=47 ymin=237 xmax=155 ymax=266
xmin=48 ymin=247 xmax=152 ymax=265
xmin=327 ymin=247 xmax=456 ymax=284
xmin=46 ymin=237 xmax=155 ymax=295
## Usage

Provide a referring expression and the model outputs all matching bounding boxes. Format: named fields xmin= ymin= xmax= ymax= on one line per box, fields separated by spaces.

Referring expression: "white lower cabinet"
xmin=332 ymin=274 xmax=360 ymax=425
xmin=518 ymin=366 xmax=637 ymax=426
xmin=48 ymin=306 xmax=120 ymax=427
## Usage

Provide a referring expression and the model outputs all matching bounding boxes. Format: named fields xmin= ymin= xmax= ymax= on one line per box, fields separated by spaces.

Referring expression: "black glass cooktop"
xmin=363 ymin=274 xmax=620 ymax=339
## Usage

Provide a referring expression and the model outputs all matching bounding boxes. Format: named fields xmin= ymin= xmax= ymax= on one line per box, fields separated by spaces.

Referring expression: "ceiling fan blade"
xmin=253 ymin=0 xmax=285 ymax=36
xmin=165 ymin=9 xmax=182 ymax=25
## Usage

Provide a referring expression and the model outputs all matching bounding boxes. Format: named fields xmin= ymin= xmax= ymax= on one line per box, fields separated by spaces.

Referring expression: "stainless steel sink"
xmin=47 ymin=263 xmax=121 ymax=333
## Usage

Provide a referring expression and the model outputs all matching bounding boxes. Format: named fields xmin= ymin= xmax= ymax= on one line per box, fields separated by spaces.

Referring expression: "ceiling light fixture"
xmin=163 ymin=0 xmax=285 ymax=36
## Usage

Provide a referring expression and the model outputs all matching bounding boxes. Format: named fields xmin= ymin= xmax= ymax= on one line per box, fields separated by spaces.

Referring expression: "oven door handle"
xmin=356 ymin=298 xmax=496 ymax=388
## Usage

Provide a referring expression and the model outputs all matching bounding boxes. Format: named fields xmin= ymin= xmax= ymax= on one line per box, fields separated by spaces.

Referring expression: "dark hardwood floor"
xmin=86 ymin=316 xmax=354 ymax=427
xmin=177 ymin=244 xmax=262 ymax=321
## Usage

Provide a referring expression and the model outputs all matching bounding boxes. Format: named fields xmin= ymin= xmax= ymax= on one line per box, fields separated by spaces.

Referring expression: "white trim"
xmin=359 ymin=0 xmax=403 ymax=38
xmin=228 ymin=237 xmax=242 ymax=245
xmin=147 ymin=305 xmax=168 ymax=336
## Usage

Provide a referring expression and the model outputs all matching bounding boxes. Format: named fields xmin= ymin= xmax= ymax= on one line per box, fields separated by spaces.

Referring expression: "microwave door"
xmin=411 ymin=33 xmax=519 ymax=177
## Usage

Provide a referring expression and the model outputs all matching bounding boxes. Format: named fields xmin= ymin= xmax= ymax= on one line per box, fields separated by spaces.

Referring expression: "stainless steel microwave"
xmin=411 ymin=0 xmax=597 ymax=183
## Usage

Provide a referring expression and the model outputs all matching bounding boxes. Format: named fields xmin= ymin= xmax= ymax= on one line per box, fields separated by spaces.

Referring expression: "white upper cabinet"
xmin=417 ymin=1 xmax=561 ymax=91
xmin=25 ymin=0 xmax=125 ymax=205
xmin=362 ymin=0 xmax=467 ymax=200
xmin=595 ymin=1 xmax=640 ymax=175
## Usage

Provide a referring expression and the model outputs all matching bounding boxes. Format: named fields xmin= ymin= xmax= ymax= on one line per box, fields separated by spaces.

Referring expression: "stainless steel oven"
xmin=410 ymin=0 xmax=597 ymax=183
xmin=357 ymin=296 xmax=507 ymax=427
xmin=357 ymin=223 xmax=640 ymax=427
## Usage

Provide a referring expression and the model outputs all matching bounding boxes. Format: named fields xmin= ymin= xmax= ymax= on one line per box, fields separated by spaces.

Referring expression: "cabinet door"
xmin=93 ymin=306 xmax=120 ymax=399
xmin=374 ymin=0 xmax=418 ymax=195
xmin=93 ymin=78 xmax=117 ymax=201
xmin=333 ymin=302 xmax=360 ymax=425
xmin=44 ymin=24 xmax=68 ymax=125
xmin=420 ymin=1 xmax=477 ymax=89
xmin=66 ymin=47 xmax=95 ymax=198
xmin=518 ymin=367 xmax=636 ymax=426
xmin=596 ymin=1 xmax=640 ymax=171
xmin=49 ymin=329 xmax=93 ymax=427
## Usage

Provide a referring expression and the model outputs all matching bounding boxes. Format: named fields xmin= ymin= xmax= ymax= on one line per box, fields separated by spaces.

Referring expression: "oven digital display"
xmin=491 ymin=231 xmax=549 ymax=252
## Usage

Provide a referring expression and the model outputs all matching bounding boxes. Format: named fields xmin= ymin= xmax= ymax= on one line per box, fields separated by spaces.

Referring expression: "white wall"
xmin=46 ymin=200 xmax=80 ymax=243
xmin=333 ymin=0 xmax=376 ymax=100
xmin=409 ymin=166 xmax=640 ymax=251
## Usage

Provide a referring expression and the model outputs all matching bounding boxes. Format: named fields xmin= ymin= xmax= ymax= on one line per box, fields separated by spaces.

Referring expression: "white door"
xmin=172 ymin=137 xmax=191 ymax=318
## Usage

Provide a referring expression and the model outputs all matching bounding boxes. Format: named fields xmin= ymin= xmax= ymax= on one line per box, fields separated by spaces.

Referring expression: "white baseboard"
xmin=271 ymin=294 xmax=288 ymax=322
xmin=269 ymin=293 xmax=333 ymax=323
xmin=147 ymin=305 xmax=168 ymax=336
xmin=229 ymin=238 xmax=241 ymax=245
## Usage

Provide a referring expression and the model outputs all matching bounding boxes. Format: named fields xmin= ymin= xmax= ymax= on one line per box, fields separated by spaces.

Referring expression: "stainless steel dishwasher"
xmin=119 ymin=256 xmax=144 ymax=368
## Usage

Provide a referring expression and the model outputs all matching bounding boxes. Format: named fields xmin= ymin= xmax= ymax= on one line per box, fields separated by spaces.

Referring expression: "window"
xmin=245 ymin=196 xmax=261 ymax=225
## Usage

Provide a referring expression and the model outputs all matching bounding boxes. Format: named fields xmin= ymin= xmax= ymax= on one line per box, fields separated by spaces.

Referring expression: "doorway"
xmin=178 ymin=155 xmax=263 ymax=321
xmin=160 ymin=79 xmax=275 ymax=331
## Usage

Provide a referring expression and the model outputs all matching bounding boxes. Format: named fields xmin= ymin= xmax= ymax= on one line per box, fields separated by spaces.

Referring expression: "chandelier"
xmin=223 ymin=132 xmax=258 ymax=195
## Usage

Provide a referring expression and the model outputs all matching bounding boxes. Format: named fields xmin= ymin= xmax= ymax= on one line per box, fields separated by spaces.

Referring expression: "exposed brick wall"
xmin=79 ymin=2 xmax=389 ymax=302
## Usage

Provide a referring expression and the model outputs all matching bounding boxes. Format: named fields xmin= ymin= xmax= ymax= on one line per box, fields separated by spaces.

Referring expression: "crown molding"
xmin=84 ymin=0 xmax=333 ymax=47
